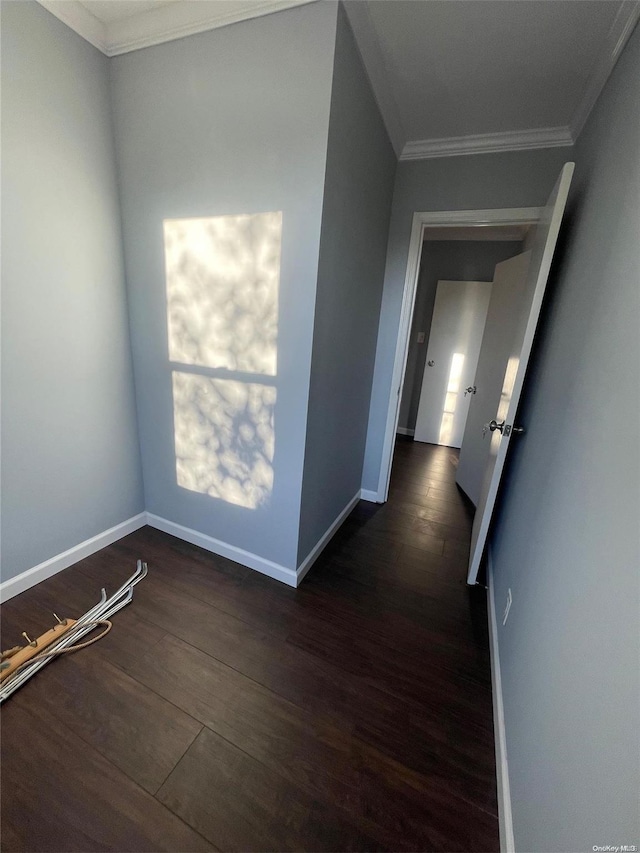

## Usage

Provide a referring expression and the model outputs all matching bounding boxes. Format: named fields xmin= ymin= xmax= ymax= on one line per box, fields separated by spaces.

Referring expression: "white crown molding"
xmin=36 ymin=0 xmax=639 ymax=157
xmin=37 ymin=1 xmax=108 ymax=54
xmin=105 ymin=0 xmax=316 ymax=57
xmin=417 ymin=208 xmax=542 ymax=227
xmin=343 ymin=0 xmax=406 ymax=157
xmin=570 ymin=0 xmax=640 ymax=141
xmin=400 ymin=126 xmax=574 ymax=161
xmin=398 ymin=0 xmax=640 ymax=162
xmin=37 ymin=0 xmax=316 ymax=57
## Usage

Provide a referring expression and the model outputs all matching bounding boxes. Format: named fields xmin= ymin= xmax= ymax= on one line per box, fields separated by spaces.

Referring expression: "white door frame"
xmin=375 ymin=207 xmax=542 ymax=502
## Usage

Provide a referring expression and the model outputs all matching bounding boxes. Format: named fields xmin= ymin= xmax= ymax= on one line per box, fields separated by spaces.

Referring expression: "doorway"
xmin=413 ymin=278 xmax=491 ymax=448
xmin=375 ymin=207 xmax=541 ymax=503
xmin=375 ymin=164 xmax=573 ymax=588
xmin=375 ymin=208 xmax=541 ymax=506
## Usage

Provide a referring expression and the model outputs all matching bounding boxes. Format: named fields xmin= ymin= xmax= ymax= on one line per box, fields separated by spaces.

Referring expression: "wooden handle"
xmin=0 ymin=619 xmax=77 ymax=682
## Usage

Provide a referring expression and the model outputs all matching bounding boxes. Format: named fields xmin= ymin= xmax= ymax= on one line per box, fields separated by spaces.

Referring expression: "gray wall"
xmin=110 ymin=2 xmax=339 ymax=571
xmin=362 ymin=147 xmax=573 ymax=493
xmin=297 ymin=5 xmax=396 ymax=563
xmin=490 ymin=23 xmax=640 ymax=853
xmin=398 ymin=240 xmax=522 ymax=432
xmin=1 ymin=2 xmax=144 ymax=582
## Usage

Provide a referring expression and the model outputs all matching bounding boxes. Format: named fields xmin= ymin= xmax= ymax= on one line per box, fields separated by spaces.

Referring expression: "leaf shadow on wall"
xmin=164 ymin=211 xmax=282 ymax=511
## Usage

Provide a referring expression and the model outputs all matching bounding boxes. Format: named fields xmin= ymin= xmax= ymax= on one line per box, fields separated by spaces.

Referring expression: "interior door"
xmin=414 ymin=280 xmax=492 ymax=448
xmin=467 ymin=162 xmax=574 ymax=585
xmin=456 ymin=251 xmax=532 ymax=506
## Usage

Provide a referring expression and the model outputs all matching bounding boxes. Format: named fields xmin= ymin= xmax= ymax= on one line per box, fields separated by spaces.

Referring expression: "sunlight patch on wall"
xmin=439 ymin=352 xmax=465 ymax=446
xmin=165 ymin=212 xmax=281 ymax=375
xmin=172 ymin=372 xmax=276 ymax=509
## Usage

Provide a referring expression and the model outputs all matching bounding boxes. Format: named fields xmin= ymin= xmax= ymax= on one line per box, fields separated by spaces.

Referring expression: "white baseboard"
xmin=145 ymin=512 xmax=297 ymax=587
xmin=1 ymin=491 xmax=368 ymax=602
xmin=296 ymin=490 xmax=361 ymax=585
xmin=0 ymin=512 xmax=147 ymax=603
xmin=359 ymin=488 xmax=380 ymax=503
xmin=396 ymin=427 xmax=415 ymax=436
xmin=487 ymin=548 xmax=515 ymax=853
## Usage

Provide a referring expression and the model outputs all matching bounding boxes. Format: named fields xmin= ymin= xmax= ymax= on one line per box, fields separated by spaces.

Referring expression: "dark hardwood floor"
xmin=0 ymin=439 xmax=498 ymax=852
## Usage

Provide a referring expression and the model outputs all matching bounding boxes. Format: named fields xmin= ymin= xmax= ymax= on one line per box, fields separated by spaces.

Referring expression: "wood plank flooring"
xmin=0 ymin=439 xmax=498 ymax=852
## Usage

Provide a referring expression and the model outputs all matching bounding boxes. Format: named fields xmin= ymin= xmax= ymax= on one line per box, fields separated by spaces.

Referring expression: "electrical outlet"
xmin=417 ymin=331 xmax=426 ymax=344
xmin=502 ymin=588 xmax=512 ymax=625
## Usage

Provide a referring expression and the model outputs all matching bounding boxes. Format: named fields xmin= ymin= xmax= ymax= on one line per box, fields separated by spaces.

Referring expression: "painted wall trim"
xmin=0 ymin=513 xmax=147 ymax=603
xmin=570 ymin=0 xmax=640 ymax=140
xmin=360 ymin=488 xmax=379 ymax=503
xmin=0 ymin=493 xmax=361 ymax=602
xmin=400 ymin=126 xmax=573 ymax=161
xmin=145 ymin=512 xmax=297 ymax=587
xmin=37 ymin=0 xmax=316 ymax=57
xmin=375 ymin=207 xmax=541 ymax=506
xmin=396 ymin=427 xmax=415 ymax=436
xmin=413 ymin=208 xmax=542 ymax=227
xmin=488 ymin=548 xmax=516 ymax=853
xmin=395 ymin=1 xmax=640 ymax=161
xmin=36 ymin=0 xmax=638 ymax=149
xmin=296 ymin=490 xmax=361 ymax=584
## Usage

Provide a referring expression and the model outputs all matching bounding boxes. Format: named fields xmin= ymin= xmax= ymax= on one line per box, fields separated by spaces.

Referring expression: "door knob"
xmin=464 ymin=385 xmax=476 ymax=396
xmin=427 ymin=360 xmax=435 ymax=367
xmin=482 ymin=421 xmax=525 ymax=438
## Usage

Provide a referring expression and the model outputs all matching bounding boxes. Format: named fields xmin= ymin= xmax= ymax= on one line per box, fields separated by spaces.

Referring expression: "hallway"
xmin=1 ymin=439 xmax=498 ymax=852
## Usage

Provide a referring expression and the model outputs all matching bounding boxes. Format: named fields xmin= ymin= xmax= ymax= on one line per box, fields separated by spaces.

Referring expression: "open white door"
xmin=456 ymin=251 xmax=532 ymax=505
xmin=467 ymin=163 xmax=575 ymax=585
xmin=414 ymin=280 xmax=492 ymax=448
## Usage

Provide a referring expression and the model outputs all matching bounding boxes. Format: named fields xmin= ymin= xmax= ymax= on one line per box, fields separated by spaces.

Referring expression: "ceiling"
xmin=38 ymin=0 xmax=640 ymax=159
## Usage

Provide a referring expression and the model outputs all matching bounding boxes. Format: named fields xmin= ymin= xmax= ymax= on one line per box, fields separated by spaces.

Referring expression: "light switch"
xmin=417 ymin=332 xmax=426 ymax=344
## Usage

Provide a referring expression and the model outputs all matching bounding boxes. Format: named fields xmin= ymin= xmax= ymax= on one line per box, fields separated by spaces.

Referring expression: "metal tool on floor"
xmin=0 ymin=560 xmax=148 ymax=703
